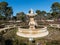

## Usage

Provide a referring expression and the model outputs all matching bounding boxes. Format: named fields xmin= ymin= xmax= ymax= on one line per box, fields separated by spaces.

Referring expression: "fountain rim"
xmin=16 ymin=27 xmax=49 ymax=38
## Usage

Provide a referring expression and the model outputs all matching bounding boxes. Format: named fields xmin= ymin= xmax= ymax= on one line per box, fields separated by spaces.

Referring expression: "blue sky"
xmin=0 ymin=0 xmax=60 ymax=16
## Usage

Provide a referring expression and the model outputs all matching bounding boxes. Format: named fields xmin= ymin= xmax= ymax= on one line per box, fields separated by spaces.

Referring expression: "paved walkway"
xmin=0 ymin=25 xmax=16 ymax=32
xmin=49 ymin=24 xmax=60 ymax=28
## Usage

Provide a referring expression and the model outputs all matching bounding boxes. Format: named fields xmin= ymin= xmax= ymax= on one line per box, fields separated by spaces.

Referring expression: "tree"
xmin=35 ymin=10 xmax=41 ymax=20
xmin=0 ymin=14 xmax=2 ymax=20
xmin=41 ymin=11 xmax=46 ymax=19
xmin=36 ymin=10 xmax=41 ymax=15
xmin=36 ymin=10 xmax=46 ymax=20
xmin=0 ymin=14 xmax=5 ymax=20
xmin=12 ymin=16 xmax=17 ymax=20
xmin=51 ymin=2 xmax=60 ymax=12
xmin=0 ymin=2 xmax=8 ymax=16
xmin=46 ymin=13 xmax=52 ymax=19
xmin=51 ymin=2 xmax=60 ymax=19
xmin=5 ymin=7 xmax=13 ymax=20
xmin=0 ymin=1 xmax=13 ymax=20
xmin=16 ymin=12 xmax=26 ymax=22
xmin=51 ymin=12 xmax=58 ymax=19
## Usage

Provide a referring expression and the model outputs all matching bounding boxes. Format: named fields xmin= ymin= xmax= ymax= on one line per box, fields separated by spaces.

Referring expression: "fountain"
xmin=16 ymin=9 xmax=49 ymax=41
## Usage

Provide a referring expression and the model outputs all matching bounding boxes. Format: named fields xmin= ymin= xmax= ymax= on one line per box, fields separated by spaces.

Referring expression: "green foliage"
xmin=0 ymin=1 xmax=60 ymax=20
xmin=36 ymin=10 xmax=47 ymax=20
xmin=0 ymin=14 xmax=3 ymax=20
xmin=12 ymin=16 xmax=17 ymax=20
xmin=36 ymin=10 xmax=41 ymax=15
xmin=51 ymin=2 xmax=60 ymax=12
xmin=51 ymin=2 xmax=60 ymax=19
xmin=35 ymin=2 xmax=60 ymax=20
xmin=46 ymin=13 xmax=52 ymax=19
xmin=51 ymin=12 xmax=58 ymax=19
xmin=16 ymin=12 xmax=26 ymax=22
xmin=0 ymin=1 xmax=13 ymax=20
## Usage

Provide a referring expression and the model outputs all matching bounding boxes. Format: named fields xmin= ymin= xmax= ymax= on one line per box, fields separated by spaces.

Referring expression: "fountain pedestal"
xmin=29 ymin=18 xmax=36 ymax=29
xmin=27 ymin=9 xmax=37 ymax=29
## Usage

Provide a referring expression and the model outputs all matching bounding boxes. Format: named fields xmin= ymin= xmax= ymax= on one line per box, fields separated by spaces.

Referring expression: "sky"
xmin=0 ymin=0 xmax=60 ymax=16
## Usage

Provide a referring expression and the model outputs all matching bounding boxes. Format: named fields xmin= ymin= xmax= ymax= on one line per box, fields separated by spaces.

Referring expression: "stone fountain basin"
xmin=16 ymin=27 xmax=49 ymax=38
